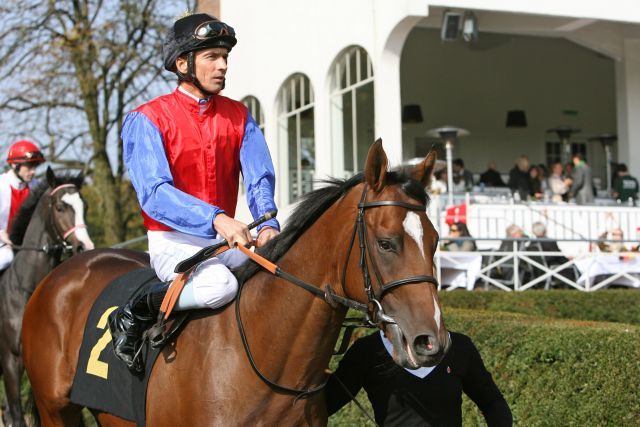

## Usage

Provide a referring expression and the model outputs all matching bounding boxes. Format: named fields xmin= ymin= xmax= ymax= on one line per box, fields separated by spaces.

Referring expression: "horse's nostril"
xmin=413 ymin=334 xmax=437 ymax=356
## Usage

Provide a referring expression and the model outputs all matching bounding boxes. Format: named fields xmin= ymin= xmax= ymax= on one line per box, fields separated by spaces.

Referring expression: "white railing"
xmin=435 ymin=238 xmax=640 ymax=292
xmin=428 ymin=194 xmax=640 ymax=253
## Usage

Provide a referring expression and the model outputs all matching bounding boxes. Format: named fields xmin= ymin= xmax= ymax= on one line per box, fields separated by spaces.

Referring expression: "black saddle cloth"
xmin=70 ymin=268 xmax=183 ymax=426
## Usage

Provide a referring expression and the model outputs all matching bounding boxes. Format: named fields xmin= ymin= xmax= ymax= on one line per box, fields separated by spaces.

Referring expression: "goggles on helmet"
xmin=193 ymin=20 xmax=235 ymax=41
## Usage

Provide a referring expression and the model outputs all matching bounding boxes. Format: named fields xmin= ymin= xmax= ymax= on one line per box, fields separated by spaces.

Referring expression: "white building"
xmin=217 ymin=0 xmax=640 ymax=217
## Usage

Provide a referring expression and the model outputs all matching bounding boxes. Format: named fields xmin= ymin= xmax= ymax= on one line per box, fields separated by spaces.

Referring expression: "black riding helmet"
xmin=163 ymin=13 xmax=237 ymax=94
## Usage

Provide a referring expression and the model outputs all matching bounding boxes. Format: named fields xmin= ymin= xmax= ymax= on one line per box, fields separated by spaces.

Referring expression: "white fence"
xmin=435 ymin=239 xmax=640 ymax=292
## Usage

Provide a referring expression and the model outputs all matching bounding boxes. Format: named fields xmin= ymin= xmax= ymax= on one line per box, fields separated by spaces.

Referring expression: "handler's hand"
xmin=213 ymin=214 xmax=252 ymax=248
xmin=0 ymin=230 xmax=12 ymax=246
xmin=256 ymin=227 xmax=279 ymax=248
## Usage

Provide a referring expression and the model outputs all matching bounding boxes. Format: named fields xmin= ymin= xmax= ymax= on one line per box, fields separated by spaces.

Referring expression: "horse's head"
xmin=342 ymin=140 xmax=448 ymax=369
xmin=46 ymin=167 xmax=95 ymax=254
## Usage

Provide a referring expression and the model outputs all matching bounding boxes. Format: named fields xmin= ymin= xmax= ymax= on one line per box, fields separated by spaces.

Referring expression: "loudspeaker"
xmin=441 ymin=11 xmax=461 ymax=41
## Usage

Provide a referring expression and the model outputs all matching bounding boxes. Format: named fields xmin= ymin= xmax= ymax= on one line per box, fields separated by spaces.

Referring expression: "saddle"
xmin=70 ymin=268 xmax=189 ymax=425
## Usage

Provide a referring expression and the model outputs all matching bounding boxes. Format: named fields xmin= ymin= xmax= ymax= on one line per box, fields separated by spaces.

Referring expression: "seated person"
xmin=497 ymin=224 xmax=527 ymax=252
xmin=325 ymin=330 xmax=512 ymax=427
xmin=598 ymin=228 xmax=629 ymax=253
xmin=528 ymin=222 xmax=567 ymax=265
xmin=527 ymin=222 xmax=574 ymax=283
xmin=490 ymin=224 xmax=528 ymax=282
xmin=479 ymin=161 xmax=506 ymax=187
xmin=441 ymin=222 xmax=476 ymax=251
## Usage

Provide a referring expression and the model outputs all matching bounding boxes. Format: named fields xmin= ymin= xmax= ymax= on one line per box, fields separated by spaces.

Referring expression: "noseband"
xmin=340 ymin=185 xmax=439 ymax=326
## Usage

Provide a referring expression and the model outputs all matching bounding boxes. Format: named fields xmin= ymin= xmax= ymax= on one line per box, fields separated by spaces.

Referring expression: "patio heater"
xmin=588 ymin=133 xmax=617 ymax=195
xmin=547 ymin=126 xmax=581 ymax=165
xmin=426 ymin=126 xmax=470 ymax=207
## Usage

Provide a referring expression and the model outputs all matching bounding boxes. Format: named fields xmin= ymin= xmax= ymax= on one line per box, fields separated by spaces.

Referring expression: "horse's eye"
xmin=377 ymin=239 xmax=394 ymax=252
xmin=56 ymin=203 xmax=65 ymax=212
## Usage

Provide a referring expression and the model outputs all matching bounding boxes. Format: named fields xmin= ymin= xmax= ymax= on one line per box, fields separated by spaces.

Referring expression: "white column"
xmin=313 ymin=83 xmax=333 ymax=184
xmin=616 ymin=39 xmax=640 ymax=179
xmin=374 ymin=16 xmax=425 ymax=167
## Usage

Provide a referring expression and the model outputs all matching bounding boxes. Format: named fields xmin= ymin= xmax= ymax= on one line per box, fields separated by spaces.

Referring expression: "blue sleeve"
xmin=122 ymin=112 xmax=220 ymax=238
xmin=240 ymin=112 xmax=280 ymax=232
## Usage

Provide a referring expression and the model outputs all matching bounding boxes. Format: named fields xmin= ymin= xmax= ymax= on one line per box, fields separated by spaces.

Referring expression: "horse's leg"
xmin=1 ymin=350 xmax=26 ymax=427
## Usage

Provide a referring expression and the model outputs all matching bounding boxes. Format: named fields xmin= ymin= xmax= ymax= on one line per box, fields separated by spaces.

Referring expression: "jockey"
xmin=0 ymin=140 xmax=46 ymax=270
xmin=109 ymin=13 xmax=280 ymax=372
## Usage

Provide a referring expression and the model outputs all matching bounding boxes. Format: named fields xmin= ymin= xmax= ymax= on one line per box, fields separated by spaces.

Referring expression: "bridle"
xmin=10 ymin=183 xmax=86 ymax=256
xmin=340 ymin=185 xmax=439 ymax=326
xmin=235 ymin=184 xmax=440 ymax=398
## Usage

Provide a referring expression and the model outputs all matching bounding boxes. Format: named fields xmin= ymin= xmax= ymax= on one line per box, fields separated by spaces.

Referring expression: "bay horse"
xmin=0 ymin=167 xmax=94 ymax=427
xmin=22 ymin=141 xmax=448 ymax=426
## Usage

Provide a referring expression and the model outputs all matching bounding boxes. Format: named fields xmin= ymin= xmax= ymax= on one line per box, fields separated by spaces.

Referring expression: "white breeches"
xmin=147 ymin=231 xmax=248 ymax=310
xmin=0 ymin=244 xmax=13 ymax=271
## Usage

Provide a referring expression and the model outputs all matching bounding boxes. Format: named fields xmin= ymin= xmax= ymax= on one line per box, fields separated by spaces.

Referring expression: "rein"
xmin=233 ymin=185 xmax=440 ymax=399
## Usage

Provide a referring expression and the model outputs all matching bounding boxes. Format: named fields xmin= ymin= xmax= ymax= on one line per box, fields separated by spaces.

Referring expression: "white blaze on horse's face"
xmin=60 ymin=193 xmax=95 ymax=250
xmin=403 ymin=211 xmax=424 ymax=260
xmin=433 ymin=294 xmax=441 ymax=330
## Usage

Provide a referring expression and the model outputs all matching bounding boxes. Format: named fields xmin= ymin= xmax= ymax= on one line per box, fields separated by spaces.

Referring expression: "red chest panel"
xmin=136 ymin=90 xmax=247 ymax=231
xmin=8 ymin=186 xmax=30 ymax=232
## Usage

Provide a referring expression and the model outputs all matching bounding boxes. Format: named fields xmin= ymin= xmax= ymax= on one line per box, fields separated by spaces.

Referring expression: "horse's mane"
xmin=235 ymin=168 xmax=429 ymax=283
xmin=10 ymin=173 xmax=84 ymax=246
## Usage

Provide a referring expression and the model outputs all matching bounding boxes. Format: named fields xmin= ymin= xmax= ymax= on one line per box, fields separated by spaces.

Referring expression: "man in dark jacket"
xmin=325 ymin=331 xmax=512 ymax=426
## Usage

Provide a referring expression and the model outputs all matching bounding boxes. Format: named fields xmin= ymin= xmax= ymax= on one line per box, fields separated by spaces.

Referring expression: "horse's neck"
xmin=239 ymin=201 xmax=354 ymax=389
xmin=12 ymin=198 xmax=57 ymax=289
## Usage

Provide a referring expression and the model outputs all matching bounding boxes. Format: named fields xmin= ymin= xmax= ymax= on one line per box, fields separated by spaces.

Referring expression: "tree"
xmin=0 ymin=0 xmax=194 ymax=245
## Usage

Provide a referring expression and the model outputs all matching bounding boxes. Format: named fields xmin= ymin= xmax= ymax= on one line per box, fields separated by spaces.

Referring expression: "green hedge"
xmin=439 ymin=289 xmax=640 ymax=325
xmin=329 ymin=308 xmax=640 ymax=426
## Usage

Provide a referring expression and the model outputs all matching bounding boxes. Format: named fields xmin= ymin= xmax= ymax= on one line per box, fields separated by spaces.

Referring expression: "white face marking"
xmin=433 ymin=294 xmax=441 ymax=330
xmin=403 ymin=211 xmax=424 ymax=259
xmin=61 ymin=193 xmax=95 ymax=250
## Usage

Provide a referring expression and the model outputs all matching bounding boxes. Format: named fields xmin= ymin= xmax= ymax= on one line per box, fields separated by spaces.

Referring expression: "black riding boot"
xmin=108 ymin=281 xmax=170 ymax=373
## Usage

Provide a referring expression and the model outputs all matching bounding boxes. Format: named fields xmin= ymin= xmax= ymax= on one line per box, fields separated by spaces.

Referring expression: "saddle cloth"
xmin=70 ymin=268 xmax=181 ymax=426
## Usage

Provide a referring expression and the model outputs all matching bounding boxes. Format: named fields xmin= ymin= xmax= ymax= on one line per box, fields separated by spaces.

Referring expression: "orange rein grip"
xmin=160 ymin=270 xmax=190 ymax=320
xmin=236 ymin=243 xmax=278 ymax=274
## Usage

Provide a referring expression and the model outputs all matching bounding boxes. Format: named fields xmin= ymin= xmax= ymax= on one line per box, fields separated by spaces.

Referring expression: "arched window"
xmin=276 ymin=73 xmax=315 ymax=204
xmin=241 ymin=95 xmax=265 ymax=133
xmin=330 ymin=46 xmax=374 ymax=177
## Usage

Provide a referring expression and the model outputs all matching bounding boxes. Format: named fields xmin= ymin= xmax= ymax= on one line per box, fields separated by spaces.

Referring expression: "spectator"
xmin=325 ymin=330 xmax=512 ymax=427
xmin=547 ymin=162 xmax=569 ymax=202
xmin=567 ymin=153 xmax=594 ymax=205
xmin=508 ymin=156 xmax=531 ymax=201
xmin=598 ymin=228 xmax=629 ymax=253
xmin=529 ymin=222 xmax=572 ymax=271
xmin=612 ymin=163 xmax=639 ymax=205
xmin=431 ymin=169 xmax=448 ymax=195
xmin=479 ymin=161 xmax=506 ymax=187
xmin=453 ymin=158 xmax=474 ymax=191
xmin=441 ymin=222 xmax=477 ymax=251
xmin=497 ymin=224 xmax=527 ymax=252
xmin=528 ymin=166 xmax=544 ymax=200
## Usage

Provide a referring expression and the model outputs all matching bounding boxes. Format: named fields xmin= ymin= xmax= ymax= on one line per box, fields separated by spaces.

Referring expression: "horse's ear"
xmin=46 ymin=166 xmax=57 ymax=188
xmin=364 ymin=139 xmax=388 ymax=192
xmin=412 ymin=149 xmax=437 ymax=187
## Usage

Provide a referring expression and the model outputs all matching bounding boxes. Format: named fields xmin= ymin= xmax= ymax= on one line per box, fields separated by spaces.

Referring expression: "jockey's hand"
xmin=213 ymin=214 xmax=252 ymax=248
xmin=257 ymin=227 xmax=279 ymax=248
xmin=0 ymin=230 xmax=12 ymax=246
